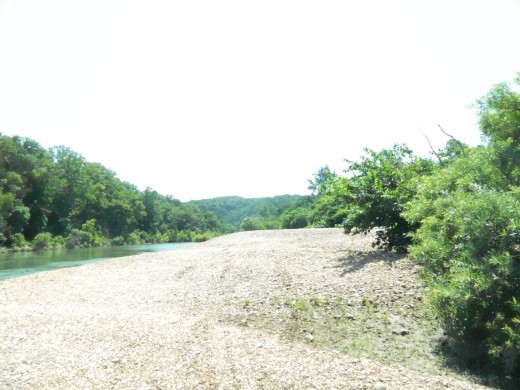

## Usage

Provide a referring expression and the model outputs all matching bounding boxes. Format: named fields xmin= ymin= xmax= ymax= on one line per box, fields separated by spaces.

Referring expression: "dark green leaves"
xmin=312 ymin=144 xmax=433 ymax=252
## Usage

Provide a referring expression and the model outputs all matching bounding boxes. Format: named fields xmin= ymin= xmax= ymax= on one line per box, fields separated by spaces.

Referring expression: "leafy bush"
xmin=239 ymin=216 xmax=265 ymax=231
xmin=65 ymin=229 xmax=89 ymax=249
xmin=10 ymin=233 xmax=30 ymax=250
xmin=309 ymin=167 xmax=350 ymax=227
xmin=264 ymin=219 xmax=282 ymax=229
xmin=65 ymin=221 xmax=105 ymax=248
xmin=176 ymin=230 xmax=193 ymax=242
xmin=32 ymin=232 xmax=53 ymax=250
xmin=398 ymin=74 xmax=520 ymax=381
xmin=281 ymin=208 xmax=309 ymax=229
xmin=111 ymin=236 xmax=126 ymax=246
xmin=51 ymin=235 xmax=65 ymax=249
xmin=126 ymin=231 xmax=143 ymax=245
xmin=152 ymin=231 xmax=168 ymax=243
xmin=80 ymin=219 xmax=104 ymax=247
xmin=312 ymin=145 xmax=433 ymax=251
xmin=405 ymin=189 xmax=520 ymax=376
xmin=192 ymin=231 xmax=219 ymax=242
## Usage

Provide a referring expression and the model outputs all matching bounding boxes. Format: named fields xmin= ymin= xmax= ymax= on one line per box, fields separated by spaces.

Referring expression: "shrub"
xmin=281 ymin=208 xmax=309 ymax=229
xmin=126 ymin=231 xmax=143 ymax=245
xmin=405 ymin=188 xmax=520 ymax=376
xmin=260 ymin=217 xmax=281 ymax=230
xmin=51 ymin=235 xmax=65 ymax=249
xmin=176 ymin=230 xmax=193 ymax=242
xmin=313 ymin=145 xmax=433 ymax=251
xmin=111 ymin=236 xmax=126 ymax=246
xmin=153 ymin=232 xmax=169 ymax=243
xmin=80 ymin=219 xmax=104 ymax=247
xmin=239 ymin=216 xmax=264 ymax=231
xmin=10 ymin=233 xmax=29 ymax=250
xmin=192 ymin=231 xmax=219 ymax=242
xmin=65 ymin=229 xmax=89 ymax=249
xmin=32 ymin=232 xmax=53 ymax=250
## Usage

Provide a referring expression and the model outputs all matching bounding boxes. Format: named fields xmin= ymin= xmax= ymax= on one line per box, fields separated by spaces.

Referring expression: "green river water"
xmin=0 ymin=243 xmax=192 ymax=281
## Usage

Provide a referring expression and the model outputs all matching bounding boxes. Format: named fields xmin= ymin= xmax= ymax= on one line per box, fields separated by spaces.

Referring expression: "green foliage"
xmin=32 ymin=232 xmax=53 ymax=250
xmin=239 ymin=216 xmax=265 ymax=231
xmin=192 ymin=231 xmax=219 ymax=242
xmin=0 ymin=133 xmax=228 ymax=251
xmin=403 ymin=73 xmax=520 ymax=379
xmin=476 ymin=73 xmax=520 ymax=146
xmin=191 ymin=195 xmax=307 ymax=230
xmin=406 ymin=189 xmax=520 ymax=376
xmin=111 ymin=236 xmax=126 ymax=246
xmin=80 ymin=219 xmax=104 ymax=247
xmin=280 ymin=208 xmax=310 ymax=229
xmin=176 ymin=230 xmax=193 ymax=242
xmin=65 ymin=229 xmax=88 ymax=249
xmin=312 ymin=145 xmax=433 ymax=252
xmin=126 ymin=231 xmax=143 ymax=245
xmin=309 ymin=167 xmax=350 ymax=227
xmin=0 ymin=135 xmax=53 ymax=244
xmin=10 ymin=233 xmax=29 ymax=250
xmin=308 ymin=165 xmax=335 ymax=195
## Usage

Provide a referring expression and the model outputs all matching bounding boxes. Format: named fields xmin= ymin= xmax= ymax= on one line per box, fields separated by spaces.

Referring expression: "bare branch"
xmin=438 ymin=124 xmax=467 ymax=157
xmin=420 ymin=131 xmax=444 ymax=167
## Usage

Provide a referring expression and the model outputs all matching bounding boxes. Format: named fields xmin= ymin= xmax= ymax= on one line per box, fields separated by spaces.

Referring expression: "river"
xmin=0 ymin=242 xmax=192 ymax=281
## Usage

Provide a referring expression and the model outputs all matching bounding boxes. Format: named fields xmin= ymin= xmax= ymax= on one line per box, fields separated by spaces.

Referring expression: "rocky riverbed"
xmin=0 ymin=229 xmax=491 ymax=389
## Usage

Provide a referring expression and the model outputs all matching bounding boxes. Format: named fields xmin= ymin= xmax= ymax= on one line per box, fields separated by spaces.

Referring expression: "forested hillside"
xmin=190 ymin=194 xmax=314 ymax=231
xmin=0 ymin=136 xmax=224 ymax=250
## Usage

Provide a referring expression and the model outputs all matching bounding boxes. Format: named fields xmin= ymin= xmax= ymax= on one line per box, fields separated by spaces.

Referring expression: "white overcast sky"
xmin=1 ymin=0 xmax=519 ymax=201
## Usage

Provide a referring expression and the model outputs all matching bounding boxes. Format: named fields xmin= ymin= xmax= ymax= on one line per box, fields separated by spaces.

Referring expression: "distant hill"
xmin=189 ymin=195 xmax=306 ymax=230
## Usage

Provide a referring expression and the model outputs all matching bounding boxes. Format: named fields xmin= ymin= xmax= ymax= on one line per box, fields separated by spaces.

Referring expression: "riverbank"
xmin=0 ymin=229 xmax=491 ymax=389
xmin=0 ymin=242 xmax=193 ymax=281
xmin=0 ymin=238 xmax=198 ymax=254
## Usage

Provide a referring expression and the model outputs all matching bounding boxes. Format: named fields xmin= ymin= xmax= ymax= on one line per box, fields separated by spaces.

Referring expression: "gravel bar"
xmin=0 ymin=229 xmax=491 ymax=389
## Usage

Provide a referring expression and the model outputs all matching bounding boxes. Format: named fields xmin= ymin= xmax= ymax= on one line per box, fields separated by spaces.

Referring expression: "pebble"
xmin=373 ymin=383 xmax=386 ymax=390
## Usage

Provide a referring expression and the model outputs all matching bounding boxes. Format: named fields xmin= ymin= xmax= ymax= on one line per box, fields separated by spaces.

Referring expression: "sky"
xmin=0 ymin=0 xmax=519 ymax=201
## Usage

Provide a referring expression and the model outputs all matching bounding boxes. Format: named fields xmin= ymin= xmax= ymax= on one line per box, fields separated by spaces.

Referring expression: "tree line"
xmin=308 ymin=73 xmax=520 ymax=383
xmin=0 ymin=138 xmax=225 ymax=250
xmin=0 ymin=135 xmax=313 ymax=251
xmin=190 ymin=194 xmax=314 ymax=231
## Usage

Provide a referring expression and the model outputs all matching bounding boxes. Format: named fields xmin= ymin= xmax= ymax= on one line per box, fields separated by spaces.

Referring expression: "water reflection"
xmin=0 ymin=242 xmax=192 ymax=281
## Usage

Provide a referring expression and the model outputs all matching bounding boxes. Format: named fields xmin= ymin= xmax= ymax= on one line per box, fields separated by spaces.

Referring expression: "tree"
xmin=309 ymin=167 xmax=350 ymax=228
xmin=313 ymin=145 xmax=433 ymax=251
xmin=240 ymin=216 xmax=264 ymax=231
xmin=308 ymin=165 xmax=335 ymax=195
xmin=476 ymin=73 xmax=520 ymax=146
xmin=47 ymin=146 xmax=86 ymax=235
xmin=281 ymin=208 xmax=309 ymax=229
xmin=0 ymin=136 xmax=53 ymax=244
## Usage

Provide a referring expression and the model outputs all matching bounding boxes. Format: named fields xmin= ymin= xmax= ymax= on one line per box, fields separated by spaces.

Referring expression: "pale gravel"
xmin=0 ymin=228 xmax=491 ymax=390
